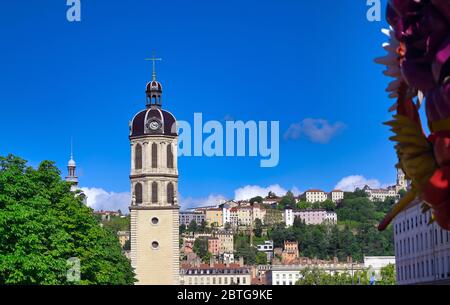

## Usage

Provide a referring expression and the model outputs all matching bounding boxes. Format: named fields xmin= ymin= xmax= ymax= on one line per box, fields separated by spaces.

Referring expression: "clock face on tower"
xmin=146 ymin=118 xmax=162 ymax=132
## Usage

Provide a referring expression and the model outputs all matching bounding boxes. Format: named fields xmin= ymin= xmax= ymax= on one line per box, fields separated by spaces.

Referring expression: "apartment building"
xmin=394 ymin=200 xmax=450 ymax=284
xmin=180 ymin=260 xmax=251 ymax=285
xmin=305 ymin=190 xmax=328 ymax=203
xmin=293 ymin=209 xmax=337 ymax=225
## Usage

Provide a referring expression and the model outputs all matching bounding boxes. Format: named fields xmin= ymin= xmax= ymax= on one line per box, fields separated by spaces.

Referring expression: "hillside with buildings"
xmin=176 ymin=171 xmax=408 ymax=285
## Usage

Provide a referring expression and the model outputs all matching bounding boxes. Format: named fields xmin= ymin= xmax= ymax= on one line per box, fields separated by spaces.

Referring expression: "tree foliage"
xmin=193 ymin=238 xmax=209 ymax=261
xmin=234 ymin=233 xmax=256 ymax=265
xmin=0 ymin=155 xmax=135 ymax=285
xmin=295 ymin=267 xmax=370 ymax=285
xmin=101 ymin=215 xmax=130 ymax=233
xmin=254 ymin=218 xmax=263 ymax=238
xmin=378 ymin=263 xmax=396 ymax=285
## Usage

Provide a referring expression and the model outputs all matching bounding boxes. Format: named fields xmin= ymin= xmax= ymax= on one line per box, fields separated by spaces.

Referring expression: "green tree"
xmin=296 ymin=201 xmax=311 ymax=210
xmin=278 ymin=191 xmax=296 ymax=210
xmin=234 ymin=233 xmax=256 ymax=265
xmin=0 ymin=155 xmax=135 ymax=285
xmin=312 ymin=202 xmax=321 ymax=209
xmin=188 ymin=219 xmax=198 ymax=232
xmin=296 ymin=267 xmax=369 ymax=285
xmin=254 ymin=218 xmax=263 ymax=238
xmin=102 ymin=215 xmax=130 ymax=233
xmin=255 ymin=252 xmax=267 ymax=265
xmin=193 ymin=238 xmax=208 ymax=260
xmin=378 ymin=263 xmax=396 ymax=285
xmin=322 ymin=199 xmax=335 ymax=211
xmin=200 ymin=219 xmax=208 ymax=232
xmin=179 ymin=224 xmax=187 ymax=234
xmin=249 ymin=196 xmax=263 ymax=204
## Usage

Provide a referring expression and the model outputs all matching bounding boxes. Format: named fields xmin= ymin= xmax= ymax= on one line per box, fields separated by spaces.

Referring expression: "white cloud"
xmin=334 ymin=175 xmax=383 ymax=192
xmin=80 ymin=187 xmax=130 ymax=214
xmin=180 ymin=184 xmax=301 ymax=210
xmin=179 ymin=194 xmax=227 ymax=211
xmin=234 ymin=184 xmax=297 ymax=201
xmin=291 ymin=186 xmax=302 ymax=196
xmin=284 ymin=118 xmax=345 ymax=144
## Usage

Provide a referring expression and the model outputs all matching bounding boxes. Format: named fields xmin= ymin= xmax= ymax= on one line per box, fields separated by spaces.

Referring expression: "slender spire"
xmin=145 ymin=52 xmax=162 ymax=81
xmin=66 ymin=138 xmax=78 ymax=188
xmin=70 ymin=137 xmax=74 ymax=161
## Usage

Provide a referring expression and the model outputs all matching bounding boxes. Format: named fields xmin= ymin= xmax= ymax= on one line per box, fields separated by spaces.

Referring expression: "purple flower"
xmin=386 ymin=0 xmax=450 ymax=122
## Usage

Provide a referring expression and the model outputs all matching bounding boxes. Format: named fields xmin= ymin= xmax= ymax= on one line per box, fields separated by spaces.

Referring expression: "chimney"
xmin=209 ymin=257 xmax=215 ymax=268
xmin=195 ymin=257 xmax=201 ymax=267
xmin=239 ymin=256 xmax=244 ymax=267
xmin=333 ymin=257 xmax=338 ymax=264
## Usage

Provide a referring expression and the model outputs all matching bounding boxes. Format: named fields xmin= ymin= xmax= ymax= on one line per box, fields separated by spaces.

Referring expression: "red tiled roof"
xmin=306 ymin=189 xmax=325 ymax=193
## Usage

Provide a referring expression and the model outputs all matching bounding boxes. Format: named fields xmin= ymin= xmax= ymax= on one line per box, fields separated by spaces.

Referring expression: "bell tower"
xmin=129 ymin=57 xmax=179 ymax=285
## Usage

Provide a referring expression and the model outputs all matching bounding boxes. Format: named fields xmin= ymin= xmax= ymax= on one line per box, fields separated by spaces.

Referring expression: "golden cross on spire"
xmin=145 ymin=52 xmax=162 ymax=81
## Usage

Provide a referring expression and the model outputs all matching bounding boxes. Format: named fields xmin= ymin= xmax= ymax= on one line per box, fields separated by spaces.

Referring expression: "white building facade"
xmin=330 ymin=190 xmax=344 ymax=203
xmin=305 ymin=190 xmax=328 ymax=203
xmin=270 ymin=262 xmax=365 ymax=285
xmin=394 ymin=200 xmax=450 ymax=285
xmin=284 ymin=208 xmax=294 ymax=227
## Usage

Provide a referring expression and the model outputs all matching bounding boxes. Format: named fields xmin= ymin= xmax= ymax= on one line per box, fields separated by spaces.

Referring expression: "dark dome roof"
xmin=130 ymin=108 xmax=177 ymax=138
xmin=146 ymin=80 xmax=162 ymax=92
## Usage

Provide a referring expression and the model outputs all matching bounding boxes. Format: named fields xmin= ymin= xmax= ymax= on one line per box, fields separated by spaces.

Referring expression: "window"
xmin=135 ymin=183 xmax=143 ymax=204
xmin=135 ymin=144 xmax=143 ymax=170
xmin=152 ymin=182 xmax=158 ymax=203
xmin=151 ymin=217 xmax=159 ymax=225
xmin=151 ymin=241 xmax=159 ymax=249
xmin=152 ymin=143 xmax=158 ymax=168
xmin=167 ymin=182 xmax=174 ymax=204
xmin=167 ymin=144 xmax=174 ymax=168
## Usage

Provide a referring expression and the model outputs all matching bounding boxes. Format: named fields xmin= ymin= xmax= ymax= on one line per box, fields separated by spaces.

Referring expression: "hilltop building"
xmin=304 ymin=190 xmax=328 ymax=203
xmin=329 ymin=190 xmax=344 ymax=203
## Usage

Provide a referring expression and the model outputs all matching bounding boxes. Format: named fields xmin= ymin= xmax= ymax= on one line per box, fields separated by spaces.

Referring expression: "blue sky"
xmin=0 ymin=1 xmax=398 ymax=210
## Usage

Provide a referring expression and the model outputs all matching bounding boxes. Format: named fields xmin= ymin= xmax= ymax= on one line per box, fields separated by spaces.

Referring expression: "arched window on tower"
xmin=167 ymin=182 xmax=174 ymax=204
xmin=152 ymin=182 xmax=158 ymax=203
xmin=152 ymin=143 xmax=158 ymax=168
xmin=167 ymin=144 xmax=174 ymax=169
xmin=135 ymin=144 xmax=142 ymax=170
xmin=135 ymin=183 xmax=143 ymax=205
